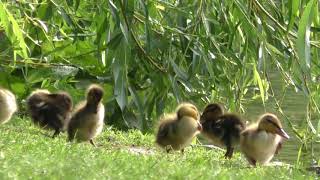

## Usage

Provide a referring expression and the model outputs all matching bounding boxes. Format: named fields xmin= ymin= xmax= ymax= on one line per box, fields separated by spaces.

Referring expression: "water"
xmin=245 ymin=72 xmax=320 ymax=164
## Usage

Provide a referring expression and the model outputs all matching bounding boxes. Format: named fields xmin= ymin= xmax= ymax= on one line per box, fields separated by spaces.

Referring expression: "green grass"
xmin=0 ymin=117 xmax=316 ymax=179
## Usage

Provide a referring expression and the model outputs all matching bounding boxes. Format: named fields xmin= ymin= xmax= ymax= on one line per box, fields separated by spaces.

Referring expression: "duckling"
xmin=67 ymin=84 xmax=104 ymax=147
xmin=26 ymin=89 xmax=73 ymax=138
xmin=156 ymin=103 xmax=202 ymax=152
xmin=240 ymin=113 xmax=290 ymax=166
xmin=200 ymin=103 xmax=245 ymax=159
xmin=0 ymin=88 xmax=17 ymax=124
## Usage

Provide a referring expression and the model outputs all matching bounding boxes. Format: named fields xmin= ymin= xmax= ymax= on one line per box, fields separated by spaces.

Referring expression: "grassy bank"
xmin=0 ymin=117 xmax=316 ymax=179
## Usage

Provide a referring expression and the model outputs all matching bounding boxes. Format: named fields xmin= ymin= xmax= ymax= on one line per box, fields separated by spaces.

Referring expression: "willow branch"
xmin=252 ymin=0 xmax=320 ymax=49
xmin=119 ymin=1 xmax=166 ymax=73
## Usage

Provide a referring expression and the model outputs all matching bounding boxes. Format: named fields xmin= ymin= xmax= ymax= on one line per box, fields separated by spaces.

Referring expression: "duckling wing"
xmin=40 ymin=104 xmax=64 ymax=128
xmin=67 ymin=118 xmax=77 ymax=141
xmin=220 ymin=115 xmax=245 ymax=137
xmin=210 ymin=119 xmax=225 ymax=138
xmin=67 ymin=111 xmax=84 ymax=140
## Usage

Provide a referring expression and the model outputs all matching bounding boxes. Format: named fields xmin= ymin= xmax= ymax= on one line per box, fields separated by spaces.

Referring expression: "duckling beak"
xmin=276 ymin=128 xmax=290 ymax=139
xmin=197 ymin=121 xmax=203 ymax=131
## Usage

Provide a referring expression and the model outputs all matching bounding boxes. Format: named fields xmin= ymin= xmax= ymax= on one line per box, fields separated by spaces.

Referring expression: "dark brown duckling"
xmin=156 ymin=103 xmax=202 ymax=153
xmin=26 ymin=89 xmax=73 ymax=138
xmin=0 ymin=88 xmax=17 ymax=124
xmin=67 ymin=84 xmax=104 ymax=146
xmin=200 ymin=103 xmax=245 ymax=159
xmin=240 ymin=113 xmax=290 ymax=166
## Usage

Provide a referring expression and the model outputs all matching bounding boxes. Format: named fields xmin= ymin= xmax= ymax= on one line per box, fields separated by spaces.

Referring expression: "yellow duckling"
xmin=200 ymin=103 xmax=245 ymax=158
xmin=26 ymin=89 xmax=73 ymax=138
xmin=67 ymin=84 xmax=105 ymax=146
xmin=0 ymin=88 xmax=17 ymax=124
xmin=156 ymin=103 xmax=202 ymax=152
xmin=240 ymin=113 xmax=290 ymax=166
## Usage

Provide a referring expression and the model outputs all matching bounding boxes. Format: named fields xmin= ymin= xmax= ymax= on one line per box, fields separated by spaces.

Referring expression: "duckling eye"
xmin=63 ymin=96 xmax=72 ymax=104
xmin=49 ymin=94 xmax=58 ymax=98
xmin=265 ymin=117 xmax=281 ymax=129
xmin=190 ymin=106 xmax=197 ymax=111
xmin=266 ymin=118 xmax=273 ymax=123
xmin=210 ymin=107 xmax=217 ymax=111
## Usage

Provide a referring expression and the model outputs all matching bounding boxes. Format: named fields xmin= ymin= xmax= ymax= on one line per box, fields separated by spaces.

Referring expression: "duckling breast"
xmin=176 ymin=117 xmax=201 ymax=147
xmin=0 ymin=90 xmax=17 ymax=124
xmin=94 ymin=103 xmax=105 ymax=136
xmin=241 ymin=130 xmax=281 ymax=164
xmin=75 ymin=103 xmax=105 ymax=142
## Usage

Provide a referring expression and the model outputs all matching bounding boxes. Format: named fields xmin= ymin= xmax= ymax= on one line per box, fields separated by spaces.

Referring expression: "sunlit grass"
xmin=0 ymin=117 xmax=316 ymax=179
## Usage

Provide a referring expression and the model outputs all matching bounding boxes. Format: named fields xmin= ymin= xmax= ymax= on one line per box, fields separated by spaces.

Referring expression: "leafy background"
xmin=0 ymin=0 xmax=319 ymax=161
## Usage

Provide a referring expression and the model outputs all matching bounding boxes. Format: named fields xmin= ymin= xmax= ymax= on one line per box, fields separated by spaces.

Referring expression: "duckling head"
xmin=86 ymin=84 xmax=104 ymax=105
xmin=258 ymin=113 xmax=290 ymax=139
xmin=176 ymin=103 xmax=202 ymax=131
xmin=176 ymin=103 xmax=198 ymax=120
xmin=200 ymin=103 xmax=224 ymax=123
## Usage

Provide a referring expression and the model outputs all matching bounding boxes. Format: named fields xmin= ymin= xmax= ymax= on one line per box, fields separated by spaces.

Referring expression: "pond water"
xmin=245 ymin=72 xmax=320 ymax=164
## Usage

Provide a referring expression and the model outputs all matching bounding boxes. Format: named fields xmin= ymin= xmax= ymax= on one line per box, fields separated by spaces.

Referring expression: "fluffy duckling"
xmin=67 ymin=84 xmax=105 ymax=146
xmin=0 ymin=88 xmax=17 ymax=124
xmin=26 ymin=89 xmax=73 ymax=138
xmin=240 ymin=113 xmax=290 ymax=166
xmin=200 ymin=103 xmax=245 ymax=158
xmin=156 ymin=103 xmax=202 ymax=152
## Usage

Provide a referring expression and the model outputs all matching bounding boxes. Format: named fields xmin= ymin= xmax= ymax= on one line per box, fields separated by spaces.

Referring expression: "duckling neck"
xmin=85 ymin=101 xmax=100 ymax=113
xmin=257 ymin=127 xmax=267 ymax=133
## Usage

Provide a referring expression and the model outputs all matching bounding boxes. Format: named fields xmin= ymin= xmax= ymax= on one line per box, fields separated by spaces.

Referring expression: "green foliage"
xmin=0 ymin=0 xmax=319 ymax=161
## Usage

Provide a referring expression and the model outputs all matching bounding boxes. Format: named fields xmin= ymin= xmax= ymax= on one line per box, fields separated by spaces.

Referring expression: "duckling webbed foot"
xmin=248 ymin=157 xmax=257 ymax=167
xmin=224 ymin=147 xmax=234 ymax=159
xmin=90 ymin=139 xmax=97 ymax=147
xmin=224 ymin=138 xmax=234 ymax=159
xmin=165 ymin=146 xmax=173 ymax=153
xmin=51 ymin=129 xmax=60 ymax=138
xmin=275 ymin=142 xmax=282 ymax=155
